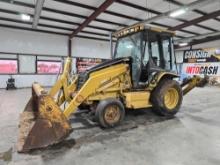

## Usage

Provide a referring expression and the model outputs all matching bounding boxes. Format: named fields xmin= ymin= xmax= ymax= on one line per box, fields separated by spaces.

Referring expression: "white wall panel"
xmin=19 ymin=55 xmax=36 ymax=73
xmin=72 ymin=37 xmax=112 ymax=59
xmin=0 ymin=75 xmax=58 ymax=88
xmin=0 ymin=27 xmax=68 ymax=56
xmin=0 ymin=54 xmax=17 ymax=59
xmin=0 ymin=28 xmax=112 ymax=87
xmin=175 ymin=50 xmax=184 ymax=63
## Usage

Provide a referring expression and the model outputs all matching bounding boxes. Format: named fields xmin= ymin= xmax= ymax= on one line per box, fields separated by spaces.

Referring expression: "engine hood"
xmin=76 ymin=57 xmax=132 ymax=90
xmin=86 ymin=56 xmax=131 ymax=74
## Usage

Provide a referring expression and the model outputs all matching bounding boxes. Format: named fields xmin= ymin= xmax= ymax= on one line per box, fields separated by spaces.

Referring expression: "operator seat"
xmin=139 ymin=57 xmax=163 ymax=83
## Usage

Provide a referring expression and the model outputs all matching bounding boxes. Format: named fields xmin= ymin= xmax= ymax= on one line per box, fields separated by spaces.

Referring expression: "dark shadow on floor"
xmin=26 ymin=108 xmax=177 ymax=162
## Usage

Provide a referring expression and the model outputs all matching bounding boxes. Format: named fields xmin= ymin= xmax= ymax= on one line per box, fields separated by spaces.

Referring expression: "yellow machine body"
xmin=17 ymin=57 xmax=207 ymax=152
xmin=63 ymin=62 xmax=132 ymax=118
xmin=123 ymin=91 xmax=152 ymax=109
xmin=17 ymin=24 xmax=208 ymax=152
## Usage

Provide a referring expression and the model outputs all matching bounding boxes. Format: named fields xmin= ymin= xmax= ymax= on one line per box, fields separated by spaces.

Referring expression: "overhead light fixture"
xmin=169 ymin=8 xmax=187 ymax=17
xmin=21 ymin=14 xmax=31 ymax=21
xmin=179 ymin=42 xmax=188 ymax=47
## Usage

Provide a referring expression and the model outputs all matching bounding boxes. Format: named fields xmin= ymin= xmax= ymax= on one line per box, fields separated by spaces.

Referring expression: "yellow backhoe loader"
xmin=17 ymin=23 xmax=207 ymax=152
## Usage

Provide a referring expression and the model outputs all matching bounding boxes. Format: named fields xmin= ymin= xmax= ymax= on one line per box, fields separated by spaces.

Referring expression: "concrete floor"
xmin=0 ymin=86 xmax=220 ymax=165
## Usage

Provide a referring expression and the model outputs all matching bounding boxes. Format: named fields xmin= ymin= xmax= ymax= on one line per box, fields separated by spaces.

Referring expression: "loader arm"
xmin=56 ymin=75 xmax=78 ymax=106
xmin=49 ymin=58 xmax=78 ymax=104
xmin=63 ymin=63 xmax=130 ymax=118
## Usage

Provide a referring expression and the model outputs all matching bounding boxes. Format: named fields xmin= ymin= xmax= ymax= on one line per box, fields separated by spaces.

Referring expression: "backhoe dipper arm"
xmin=181 ymin=75 xmax=208 ymax=95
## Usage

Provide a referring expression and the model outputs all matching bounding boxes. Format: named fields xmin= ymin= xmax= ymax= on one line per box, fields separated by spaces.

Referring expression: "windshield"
xmin=114 ymin=32 xmax=142 ymax=60
xmin=114 ymin=32 xmax=142 ymax=87
xmin=113 ymin=30 xmax=177 ymax=87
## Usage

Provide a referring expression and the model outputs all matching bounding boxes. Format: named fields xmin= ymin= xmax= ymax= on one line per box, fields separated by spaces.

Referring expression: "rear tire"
xmin=151 ymin=79 xmax=183 ymax=117
xmin=95 ymin=98 xmax=125 ymax=128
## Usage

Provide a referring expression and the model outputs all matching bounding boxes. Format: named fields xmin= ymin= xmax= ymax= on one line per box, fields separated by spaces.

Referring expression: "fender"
xmin=148 ymin=71 xmax=179 ymax=90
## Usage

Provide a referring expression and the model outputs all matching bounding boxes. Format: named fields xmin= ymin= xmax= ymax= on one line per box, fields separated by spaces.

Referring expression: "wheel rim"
xmin=164 ymin=87 xmax=179 ymax=110
xmin=104 ymin=105 xmax=120 ymax=124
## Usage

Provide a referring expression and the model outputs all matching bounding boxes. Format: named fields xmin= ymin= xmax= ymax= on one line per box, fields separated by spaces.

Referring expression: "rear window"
xmin=37 ymin=61 xmax=62 ymax=74
xmin=0 ymin=59 xmax=18 ymax=74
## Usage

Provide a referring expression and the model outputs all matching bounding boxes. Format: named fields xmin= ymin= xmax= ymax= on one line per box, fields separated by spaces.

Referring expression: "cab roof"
xmin=113 ymin=23 xmax=175 ymax=38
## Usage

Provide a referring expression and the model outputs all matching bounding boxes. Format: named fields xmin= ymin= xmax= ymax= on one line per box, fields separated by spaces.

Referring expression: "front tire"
xmin=151 ymin=79 xmax=183 ymax=117
xmin=95 ymin=98 xmax=125 ymax=128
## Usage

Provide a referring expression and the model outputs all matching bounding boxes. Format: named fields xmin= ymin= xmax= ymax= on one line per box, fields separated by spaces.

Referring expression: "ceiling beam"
xmin=139 ymin=0 xmax=217 ymax=24
xmin=190 ymin=34 xmax=220 ymax=45
xmin=166 ymin=0 xmax=220 ymax=22
xmin=0 ymin=23 xmax=68 ymax=35
xmin=50 ymin=0 xmax=199 ymax=36
xmin=0 ymin=23 xmax=113 ymax=42
xmin=5 ymin=1 xmax=126 ymax=27
xmin=175 ymin=31 xmax=220 ymax=44
xmin=32 ymin=0 xmax=45 ymax=28
xmin=42 ymin=7 xmax=127 ymax=27
xmin=69 ymin=0 xmax=116 ymax=38
xmin=53 ymin=0 xmax=142 ymax=21
xmin=0 ymin=16 xmax=110 ymax=38
xmin=170 ymin=10 xmax=220 ymax=31
xmin=0 ymin=0 xmax=206 ymax=40
xmin=175 ymin=33 xmax=220 ymax=49
xmin=4 ymin=0 xmax=218 ymax=34
xmin=116 ymin=0 xmax=161 ymax=15
xmin=117 ymin=0 xmax=218 ymax=32
xmin=151 ymin=22 xmax=199 ymax=36
xmin=0 ymin=15 xmax=186 ymax=39
xmin=52 ymin=0 xmax=199 ymax=36
xmin=0 ymin=8 xmax=116 ymax=32
xmin=0 ymin=1 xmax=199 ymax=37
xmin=165 ymin=0 xmax=220 ymax=31
xmin=0 ymin=8 xmax=189 ymax=38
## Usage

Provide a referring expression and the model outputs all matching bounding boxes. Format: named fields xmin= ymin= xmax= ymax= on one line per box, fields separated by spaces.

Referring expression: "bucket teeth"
xmin=17 ymin=83 xmax=72 ymax=153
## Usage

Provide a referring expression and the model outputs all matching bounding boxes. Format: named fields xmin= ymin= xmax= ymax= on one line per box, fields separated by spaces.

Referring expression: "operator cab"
xmin=113 ymin=24 xmax=177 ymax=88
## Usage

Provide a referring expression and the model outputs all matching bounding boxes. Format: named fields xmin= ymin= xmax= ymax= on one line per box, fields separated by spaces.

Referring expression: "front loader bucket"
xmin=17 ymin=83 xmax=72 ymax=153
